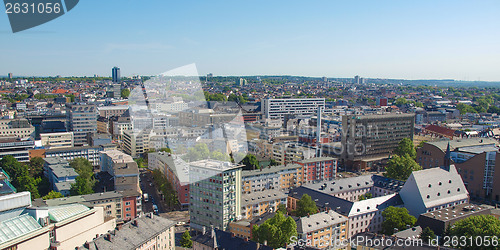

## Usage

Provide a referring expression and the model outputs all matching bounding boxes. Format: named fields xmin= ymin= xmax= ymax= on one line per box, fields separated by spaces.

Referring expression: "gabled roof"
xmin=404 ymin=166 xmax=468 ymax=209
xmin=348 ymin=194 xmax=403 ymax=217
xmin=192 ymin=228 xmax=273 ymax=250
xmin=289 ymin=186 xmax=353 ymax=216
xmin=295 ymin=210 xmax=347 ymax=234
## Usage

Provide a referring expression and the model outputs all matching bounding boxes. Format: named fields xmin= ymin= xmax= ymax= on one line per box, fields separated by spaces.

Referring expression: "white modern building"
xmin=262 ymin=98 xmax=325 ymax=119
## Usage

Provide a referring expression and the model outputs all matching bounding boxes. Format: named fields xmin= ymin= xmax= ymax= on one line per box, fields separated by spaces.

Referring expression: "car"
xmin=175 ymin=221 xmax=186 ymax=226
xmin=149 ymin=183 xmax=153 ymax=187
xmin=152 ymin=204 xmax=159 ymax=215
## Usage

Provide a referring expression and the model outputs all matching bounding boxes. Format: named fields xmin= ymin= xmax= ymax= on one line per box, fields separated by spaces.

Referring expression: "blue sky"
xmin=1 ymin=0 xmax=500 ymax=80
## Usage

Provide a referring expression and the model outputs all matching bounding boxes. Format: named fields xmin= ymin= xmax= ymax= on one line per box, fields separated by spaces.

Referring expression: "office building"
xmin=112 ymin=66 xmax=120 ymax=83
xmin=40 ymin=132 xmax=74 ymax=149
xmin=45 ymin=145 xmax=102 ymax=169
xmin=66 ymin=103 xmax=97 ymax=146
xmin=123 ymin=130 xmax=148 ymax=158
xmin=106 ymin=83 xmax=121 ymax=98
xmin=43 ymin=157 xmax=78 ymax=196
xmin=0 ymin=137 xmax=35 ymax=162
xmin=0 ymin=118 xmax=35 ymax=138
xmin=189 ymin=160 xmax=243 ymax=231
xmin=98 ymin=105 xmax=129 ymax=119
xmin=341 ymin=113 xmax=415 ymax=171
xmin=7 ymin=73 xmax=13 ymax=79
xmin=262 ymin=98 xmax=326 ymax=119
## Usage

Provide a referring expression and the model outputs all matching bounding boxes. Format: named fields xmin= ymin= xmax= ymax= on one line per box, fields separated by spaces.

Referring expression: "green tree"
xmin=159 ymin=148 xmax=171 ymax=153
xmin=69 ymin=158 xmax=95 ymax=194
xmin=28 ymin=157 xmax=45 ymax=178
xmin=381 ymin=206 xmax=416 ymax=235
xmin=70 ymin=176 xmax=94 ymax=195
xmin=394 ymin=138 xmax=416 ymax=159
xmin=121 ymin=88 xmax=130 ymax=98
xmin=0 ymin=155 xmax=40 ymax=199
xmin=69 ymin=158 xmax=93 ymax=179
xmin=180 ymin=230 xmax=192 ymax=248
xmin=448 ymin=215 xmax=500 ymax=250
xmin=295 ymin=194 xmax=318 ymax=217
xmin=135 ymin=158 xmax=146 ymax=168
xmin=277 ymin=204 xmax=287 ymax=214
xmin=182 ymin=143 xmax=210 ymax=162
xmin=252 ymin=211 xmax=297 ymax=248
xmin=384 ymin=154 xmax=422 ymax=181
xmin=358 ymin=194 xmax=366 ymax=201
xmin=394 ymin=97 xmax=408 ymax=106
xmin=241 ymin=154 xmax=259 ymax=170
xmin=269 ymin=159 xmax=280 ymax=166
xmin=419 ymin=227 xmax=436 ymax=244
xmin=365 ymin=192 xmax=373 ymax=199
xmin=42 ymin=190 xmax=64 ymax=200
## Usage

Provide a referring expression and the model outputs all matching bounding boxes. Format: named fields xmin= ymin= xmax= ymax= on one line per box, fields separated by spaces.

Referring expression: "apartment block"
xmin=241 ymin=189 xmax=287 ymax=220
xmin=288 ymin=186 xmax=404 ymax=238
xmin=303 ymin=175 xmax=404 ymax=202
xmin=189 ymin=160 xmax=243 ymax=231
xmin=294 ymin=157 xmax=337 ymax=183
xmin=81 ymin=213 xmax=175 ymax=250
xmin=123 ymin=130 xmax=148 ymax=158
xmin=241 ymin=164 xmax=302 ymax=193
xmin=148 ymin=152 xmax=190 ymax=207
xmin=341 ymin=113 xmax=415 ymax=171
xmin=262 ymin=98 xmax=325 ymax=119
xmin=295 ymin=210 xmax=348 ymax=249
xmin=98 ymin=105 xmax=129 ymax=119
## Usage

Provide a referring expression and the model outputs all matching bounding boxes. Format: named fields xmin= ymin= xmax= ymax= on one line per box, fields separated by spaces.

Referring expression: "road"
xmin=139 ymin=169 xmax=167 ymax=214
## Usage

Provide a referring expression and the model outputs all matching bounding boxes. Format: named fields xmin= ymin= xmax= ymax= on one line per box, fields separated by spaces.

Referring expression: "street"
xmin=139 ymin=169 xmax=167 ymax=214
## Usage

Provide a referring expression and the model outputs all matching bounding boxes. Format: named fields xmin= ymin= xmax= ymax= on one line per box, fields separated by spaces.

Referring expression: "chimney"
xmin=244 ymin=237 xmax=249 ymax=242
xmin=133 ymin=220 xmax=138 ymax=227
xmin=105 ymin=234 xmax=111 ymax=241
xmin=231 ymin=232 xmax=236 ymax=238
xmin=202 ymin=226 xmax=206 ymax=235
xmin=84 ymin=242 xmax=90 ymax=248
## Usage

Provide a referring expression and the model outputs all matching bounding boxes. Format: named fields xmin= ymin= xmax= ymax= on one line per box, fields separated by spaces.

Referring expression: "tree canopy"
xmin=42 ymin=190 xmax=64 ymax=200
xmin=241 ymin=154 xmax=259 ymax=170
xmin=0 ymin=155 xmax=41 ymax=199
xmin=69 ymin=158 xmax=96 ymax=195
xmin=394 ymin=138 xmax=416 ymax=159
xmin=384 ymin=154 xmax=422 ymax=181
xmin=448 ymin=215 xmax=500 ymax=250
xmin=180 ymin=230 xmax=192 ymax=248
xmin=419 ymin=227 xmax=436 ymax=244
xmin=295 ymin=194 xmax=318 ymax=217
xmin=252 ymin=211 xmax=298 ymax=249
xmin=381 ymin=206 xmax=416 ymax=235
xmin=121 ymin=88 xmax=130 ymax=98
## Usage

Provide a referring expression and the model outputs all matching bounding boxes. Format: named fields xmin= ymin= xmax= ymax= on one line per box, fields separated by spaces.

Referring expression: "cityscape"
xmin=0 ymin=70 xmax=499 ymax=249
xmin=2 ymin=1 xmax=500 ymax=250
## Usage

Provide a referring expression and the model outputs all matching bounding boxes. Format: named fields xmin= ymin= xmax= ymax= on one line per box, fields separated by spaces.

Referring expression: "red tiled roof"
xmin=425 ymin=124 xmax=455 ymax=138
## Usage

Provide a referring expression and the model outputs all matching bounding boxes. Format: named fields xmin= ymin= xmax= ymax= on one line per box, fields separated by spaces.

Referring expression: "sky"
xmin=1 ymin=0 xmax=500 ymax=81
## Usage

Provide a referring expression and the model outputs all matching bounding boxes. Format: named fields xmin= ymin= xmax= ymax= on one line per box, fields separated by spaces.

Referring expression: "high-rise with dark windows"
xmin=112 ymin=66 xmax=120 ymax=83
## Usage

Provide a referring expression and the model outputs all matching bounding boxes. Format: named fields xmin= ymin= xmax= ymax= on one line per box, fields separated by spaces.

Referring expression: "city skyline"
xmin=1 ymin=1 xmax=500 ymax=80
